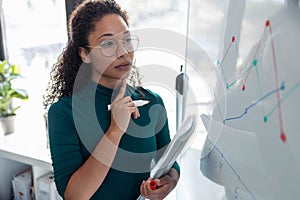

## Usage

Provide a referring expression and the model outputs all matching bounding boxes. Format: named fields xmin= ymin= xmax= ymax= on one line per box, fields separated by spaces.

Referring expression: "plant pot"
xmin=0 ymin=115 xmax=16 ymax=135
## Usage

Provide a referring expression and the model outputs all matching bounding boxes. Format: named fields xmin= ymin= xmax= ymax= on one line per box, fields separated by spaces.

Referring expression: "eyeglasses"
xmin=86 ymin=35 xmax=139 ymax=57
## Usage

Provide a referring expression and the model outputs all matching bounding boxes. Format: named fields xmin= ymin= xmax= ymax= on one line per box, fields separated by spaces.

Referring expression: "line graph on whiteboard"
xmin=200 ymin=5 xmax=300 ymax=200
xmin=216 ymin=20 xmax=300 ymax=143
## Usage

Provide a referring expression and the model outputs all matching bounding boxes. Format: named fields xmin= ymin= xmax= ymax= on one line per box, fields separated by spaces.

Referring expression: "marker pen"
xmin=107 ymin=100 xmax=150 ymax=111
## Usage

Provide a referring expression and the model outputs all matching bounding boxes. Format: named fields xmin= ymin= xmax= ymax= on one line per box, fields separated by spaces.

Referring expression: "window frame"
xmin=0 ymin=0 xmax=8 ymax=60
xmin=0 ymin=0 xmax=82 ymax=60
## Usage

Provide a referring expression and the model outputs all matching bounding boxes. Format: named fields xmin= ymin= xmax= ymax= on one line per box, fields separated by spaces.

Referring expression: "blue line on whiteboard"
xmin=207 ymin=139 xmax=257 ymax=200
xmin=223 ymin=81 xmax=285 ymax=124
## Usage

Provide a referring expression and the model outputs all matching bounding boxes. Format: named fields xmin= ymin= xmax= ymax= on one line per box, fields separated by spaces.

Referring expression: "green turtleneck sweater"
xmin=48 ymin=81 xmax=180 ymax=199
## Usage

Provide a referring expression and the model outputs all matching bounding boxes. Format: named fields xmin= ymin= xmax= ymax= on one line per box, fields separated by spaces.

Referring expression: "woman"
xmin=43 ymin=0 xmax=180 ymax=199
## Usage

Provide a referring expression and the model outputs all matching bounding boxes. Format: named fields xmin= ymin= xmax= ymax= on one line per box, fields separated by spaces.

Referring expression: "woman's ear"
xmin=79 ymin=47 xmax=91 ymax=63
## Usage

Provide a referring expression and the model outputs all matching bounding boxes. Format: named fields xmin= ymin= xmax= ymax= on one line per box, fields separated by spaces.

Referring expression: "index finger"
xmin=114 ymin=79 xmax=127 ymax=101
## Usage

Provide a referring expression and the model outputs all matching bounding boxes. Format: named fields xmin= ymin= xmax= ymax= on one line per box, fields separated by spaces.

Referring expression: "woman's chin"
xmin=118 ymin=67 xmax=132 ymax=78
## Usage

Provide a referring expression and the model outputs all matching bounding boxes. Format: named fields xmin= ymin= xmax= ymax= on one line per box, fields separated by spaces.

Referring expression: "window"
xmin=1 ymin=0 xmax=67 ymax=119
xmin=118 ymin=0 xmax=189 ymax=137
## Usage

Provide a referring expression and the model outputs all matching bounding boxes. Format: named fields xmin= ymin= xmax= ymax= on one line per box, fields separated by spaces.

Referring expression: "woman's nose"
xmin=116 ymin=40 xmax=128 ymax=58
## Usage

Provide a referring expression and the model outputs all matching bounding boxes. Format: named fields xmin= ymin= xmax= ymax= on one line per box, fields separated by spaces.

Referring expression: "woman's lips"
xmin=115 ymin=63 xmax=131 ymax=71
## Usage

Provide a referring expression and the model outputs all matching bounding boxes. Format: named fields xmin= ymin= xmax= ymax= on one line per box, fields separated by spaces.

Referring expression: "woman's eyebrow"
xmin=97 ymin=30 xmax=130 ymax=40
xmin=97 ymin=33 xmax=114 ymax=40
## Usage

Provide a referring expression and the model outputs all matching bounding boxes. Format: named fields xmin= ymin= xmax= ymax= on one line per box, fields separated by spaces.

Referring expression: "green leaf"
xmin=11 ymin=89 xmax=29 ymax=100
xmin=0 ymin=73 xmax=5 ymax=82
xmin=11 ymin=106 xmax=21 ymax=115
xmin=11 ymin=64 xmax=21 ymax=75
xmin=0 ymin=59 xmax=29 ymax=116
xmin=0 ymin=60 xmax=8 ymax=73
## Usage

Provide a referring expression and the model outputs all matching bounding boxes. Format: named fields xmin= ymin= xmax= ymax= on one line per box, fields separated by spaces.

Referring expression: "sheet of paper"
xmin=137 ymin=115 xmax=197 ymax=200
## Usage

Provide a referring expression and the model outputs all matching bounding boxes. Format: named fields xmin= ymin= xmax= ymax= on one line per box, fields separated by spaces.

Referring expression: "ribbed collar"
xmin=86 ymin=80 xmax=141 ymax=100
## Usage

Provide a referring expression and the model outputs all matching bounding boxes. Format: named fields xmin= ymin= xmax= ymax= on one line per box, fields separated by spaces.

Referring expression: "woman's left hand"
xmin=140 ymin=168 xmax=179 ymax=200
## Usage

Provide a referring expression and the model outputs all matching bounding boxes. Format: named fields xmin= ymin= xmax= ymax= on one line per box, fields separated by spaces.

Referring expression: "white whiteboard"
xmin=186 ymin=0 xmax=300 ymax=199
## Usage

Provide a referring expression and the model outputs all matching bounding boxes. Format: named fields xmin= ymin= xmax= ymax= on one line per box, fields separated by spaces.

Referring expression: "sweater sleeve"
xmin=48 ymin=100 xmax=84 ymax=197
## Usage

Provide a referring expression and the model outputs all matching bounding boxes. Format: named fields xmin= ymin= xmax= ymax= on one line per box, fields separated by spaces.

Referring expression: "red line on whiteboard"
xmin=267 ymin=20 xmax=286 ymax=142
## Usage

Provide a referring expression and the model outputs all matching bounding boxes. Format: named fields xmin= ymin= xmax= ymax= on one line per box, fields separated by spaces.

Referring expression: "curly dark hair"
xmin=43 ymin=0 xmax=129 ymax=109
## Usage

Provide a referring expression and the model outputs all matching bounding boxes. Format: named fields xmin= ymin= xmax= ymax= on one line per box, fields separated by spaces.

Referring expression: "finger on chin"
xmin=114 ymin=79 xmax=126 ymax=101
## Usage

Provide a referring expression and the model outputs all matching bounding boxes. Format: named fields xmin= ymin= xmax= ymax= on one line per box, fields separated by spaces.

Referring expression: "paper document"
xmin=137 ymin=115 xmax=197 ymax=200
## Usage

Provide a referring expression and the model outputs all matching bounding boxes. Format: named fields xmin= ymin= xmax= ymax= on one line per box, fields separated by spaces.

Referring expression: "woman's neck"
xmin=91 ymin=76 xmax=121 ymax=89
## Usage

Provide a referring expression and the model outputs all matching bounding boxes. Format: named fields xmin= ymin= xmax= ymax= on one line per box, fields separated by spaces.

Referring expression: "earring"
xmin=128 ymin=59 xmax=143 ymax=87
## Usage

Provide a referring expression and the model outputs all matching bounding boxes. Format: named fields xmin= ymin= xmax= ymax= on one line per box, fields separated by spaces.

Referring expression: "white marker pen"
xmin=107 ymin=100 xmax=150 ymax=111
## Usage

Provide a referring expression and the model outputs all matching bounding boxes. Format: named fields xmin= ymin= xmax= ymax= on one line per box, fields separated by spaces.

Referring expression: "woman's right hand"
xmin=109 ymin=79 xmax=140 ymax=135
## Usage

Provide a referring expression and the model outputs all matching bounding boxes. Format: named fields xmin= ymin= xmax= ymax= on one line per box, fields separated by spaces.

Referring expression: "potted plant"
xmin=0 ymin=60 xmax=28 ymax=135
